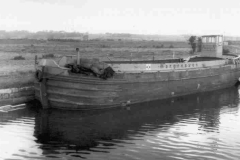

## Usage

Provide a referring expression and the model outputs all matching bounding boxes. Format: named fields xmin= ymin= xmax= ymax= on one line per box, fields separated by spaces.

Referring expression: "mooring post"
xmin=34 ymin=55 xmax=37 ymax=69
xmin=76 ymin=48 xmax=80 ymax=65
xmin=35 ymin=55 xmax=37 ymax=64
xmin=40 ymin=66 xmax=49 ymax=109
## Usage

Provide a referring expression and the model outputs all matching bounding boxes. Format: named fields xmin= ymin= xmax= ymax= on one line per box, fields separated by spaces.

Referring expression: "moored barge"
xmin=34 ymin=35 xmax=240 ymax=110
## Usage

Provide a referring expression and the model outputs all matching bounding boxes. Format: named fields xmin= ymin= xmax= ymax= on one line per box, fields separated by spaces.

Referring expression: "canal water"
xmin=0 ymin=87 xmax=240 ymax=160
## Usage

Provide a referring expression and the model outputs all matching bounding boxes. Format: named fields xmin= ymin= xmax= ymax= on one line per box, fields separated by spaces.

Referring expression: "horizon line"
xmin=1 ymin=30 xmax=240 ymax=37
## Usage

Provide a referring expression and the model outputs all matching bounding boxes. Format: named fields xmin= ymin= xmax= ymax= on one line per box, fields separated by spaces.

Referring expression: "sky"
xmin=1 ymin=0 xmax=240 ymax=36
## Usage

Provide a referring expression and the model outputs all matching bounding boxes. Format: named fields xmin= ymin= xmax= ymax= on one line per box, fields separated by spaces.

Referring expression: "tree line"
xmin=0 ymin=30 xmax=88 ymax=40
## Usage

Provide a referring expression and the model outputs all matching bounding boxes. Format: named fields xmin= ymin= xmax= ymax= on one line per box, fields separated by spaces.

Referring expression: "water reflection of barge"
xmin=34 ymin=35 xmax=240 ymax=110
xmin=34 ymin=87 xmax=239 ymax=152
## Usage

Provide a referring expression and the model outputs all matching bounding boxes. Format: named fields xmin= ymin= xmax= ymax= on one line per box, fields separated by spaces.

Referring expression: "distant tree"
xmin=197 ymin=37 xmax=202 ymax=52
xmin=169 ymin=44 xmax=174 ymax=48
xmin=188 ymin=36 xmax=197 ymax=53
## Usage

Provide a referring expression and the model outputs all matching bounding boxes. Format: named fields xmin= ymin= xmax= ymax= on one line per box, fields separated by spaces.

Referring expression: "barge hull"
xmin=34 ymin=65 xmax=240 ymax=110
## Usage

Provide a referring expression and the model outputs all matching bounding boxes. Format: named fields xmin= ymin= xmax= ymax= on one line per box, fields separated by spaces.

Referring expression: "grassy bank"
xmin=0 ymin=71 xmax=35 ymax=89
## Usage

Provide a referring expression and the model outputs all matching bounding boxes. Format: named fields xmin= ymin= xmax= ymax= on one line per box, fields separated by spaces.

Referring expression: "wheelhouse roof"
xmin=202 ymin=35 xmax=223 ymax=37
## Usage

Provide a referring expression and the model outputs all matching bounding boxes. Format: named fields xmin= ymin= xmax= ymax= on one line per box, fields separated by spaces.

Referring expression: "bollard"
xmin=40 ymin=66 xmax=49 ymax=109
xmin=76 ymin=48 xmax=80 ymax=65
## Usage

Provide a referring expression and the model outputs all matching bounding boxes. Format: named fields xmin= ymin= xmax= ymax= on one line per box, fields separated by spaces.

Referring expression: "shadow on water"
xmin=33 ymin=86 xmax=240 ymax=158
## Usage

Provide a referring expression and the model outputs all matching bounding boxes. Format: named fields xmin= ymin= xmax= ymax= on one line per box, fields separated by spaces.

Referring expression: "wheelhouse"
xmin=201 ymin=35 xmax=223 ymax=57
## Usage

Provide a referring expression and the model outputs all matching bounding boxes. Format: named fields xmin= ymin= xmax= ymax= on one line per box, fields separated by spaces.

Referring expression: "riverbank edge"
xmin=0 ymin=71 xmax=35 ymax=106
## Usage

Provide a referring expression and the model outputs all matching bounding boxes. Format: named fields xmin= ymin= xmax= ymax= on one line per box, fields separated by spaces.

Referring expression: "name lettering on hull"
xmin=146 ymin=64 xmax=151 ymax=70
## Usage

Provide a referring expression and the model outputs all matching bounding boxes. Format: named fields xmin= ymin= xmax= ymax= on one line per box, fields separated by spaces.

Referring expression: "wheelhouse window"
xmin=212 ymin=37 xmax=216 ymax=43
xmin=207 ymin=37 xmax=213 ymax=43
xmin=203 ymin=36 xmax=217 ymax=43
xmin=202 ymin=35 xmax=223 ymax=45
xmin=219 ymin=36 xmax=223 ymax=44
xmin=202 ymin=37 xmax=207 ymax=43
xmin=207 ymin=37 xmax=211 ymax=43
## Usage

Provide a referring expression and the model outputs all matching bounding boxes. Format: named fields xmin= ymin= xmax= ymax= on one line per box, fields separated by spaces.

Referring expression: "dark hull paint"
xmin=35 ymin=64 xmax=240 ymax=110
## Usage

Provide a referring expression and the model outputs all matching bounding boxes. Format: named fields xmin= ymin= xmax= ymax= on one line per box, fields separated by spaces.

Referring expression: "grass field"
xmin=0 ymin=39 xmax=192 ymax=74
xmin=0 ymin=38 xmax=191 ymax=65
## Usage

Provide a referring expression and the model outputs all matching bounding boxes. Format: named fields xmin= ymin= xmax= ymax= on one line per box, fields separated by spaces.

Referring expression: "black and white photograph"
xmin=0 ymin=0 xmax=240 ymax=159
